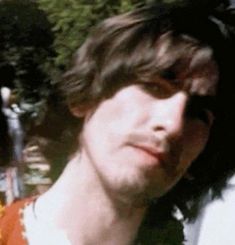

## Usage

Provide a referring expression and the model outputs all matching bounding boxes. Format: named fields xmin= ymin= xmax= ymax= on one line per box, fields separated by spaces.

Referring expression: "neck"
xmin=35 ymin=154 xmax=147 ymax=245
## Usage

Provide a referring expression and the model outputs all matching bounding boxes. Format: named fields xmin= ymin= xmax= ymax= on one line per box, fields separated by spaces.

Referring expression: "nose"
xmin=150 ymin=92 xmax=188 ymax=138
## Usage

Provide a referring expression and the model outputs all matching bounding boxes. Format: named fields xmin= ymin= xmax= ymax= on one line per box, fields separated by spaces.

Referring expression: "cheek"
xmin=85 ymin=97 xmax=148 ymax=138
xmin=81 ymin=100 xmax=136 ymax=156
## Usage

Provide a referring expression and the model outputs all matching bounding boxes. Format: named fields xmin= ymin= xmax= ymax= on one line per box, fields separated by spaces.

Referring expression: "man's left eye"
xmin=186 ymin=105 xmax=214 ymax=126
xmin=139 ymin=82 xmax=171 ymax=98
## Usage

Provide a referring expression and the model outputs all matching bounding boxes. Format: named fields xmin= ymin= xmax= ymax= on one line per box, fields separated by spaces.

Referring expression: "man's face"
xmin=78 ymin=74 xmax=217 ymax=203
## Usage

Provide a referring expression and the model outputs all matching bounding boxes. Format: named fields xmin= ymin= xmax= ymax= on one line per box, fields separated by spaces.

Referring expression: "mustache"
xmin=126 ymin=133 xmax=171 ymax=152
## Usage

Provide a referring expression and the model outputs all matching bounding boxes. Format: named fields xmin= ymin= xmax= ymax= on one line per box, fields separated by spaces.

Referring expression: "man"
xmin=0 ymin=2 xmax=234 ymax=244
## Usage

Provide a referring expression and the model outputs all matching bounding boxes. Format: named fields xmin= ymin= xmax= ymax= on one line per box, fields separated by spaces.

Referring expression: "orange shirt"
xmin=0 ymin=199 xmax=33 ymax=245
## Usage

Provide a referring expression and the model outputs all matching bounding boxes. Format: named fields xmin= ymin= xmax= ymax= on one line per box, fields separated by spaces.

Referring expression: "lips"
xmin=128 ymin=143 xmax=167 ymax=162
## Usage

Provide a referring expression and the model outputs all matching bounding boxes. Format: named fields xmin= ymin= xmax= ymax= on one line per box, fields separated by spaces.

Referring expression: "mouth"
xmin=128 ymin=143 xmax=167 ymax=164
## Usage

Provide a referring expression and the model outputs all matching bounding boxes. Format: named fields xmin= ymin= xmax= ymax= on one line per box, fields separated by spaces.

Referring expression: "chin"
xmin=104 ymin=169 xmax=172 ymax=206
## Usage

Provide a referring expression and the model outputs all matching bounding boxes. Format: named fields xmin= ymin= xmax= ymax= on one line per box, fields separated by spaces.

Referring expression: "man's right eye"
xmin=143 ymin=82 xmax=160 ymax=93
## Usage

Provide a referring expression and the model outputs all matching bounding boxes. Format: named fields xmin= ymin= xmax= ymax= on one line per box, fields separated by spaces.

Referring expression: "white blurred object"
xmin=184 ymin=174 xmax=235 ymax=245
xmin=1 ymin=86 xmax=24 ymax=163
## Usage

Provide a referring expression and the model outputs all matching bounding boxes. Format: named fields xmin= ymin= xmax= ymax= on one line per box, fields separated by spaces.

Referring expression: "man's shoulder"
xmin=0 ymin=197 xmax=34 ymax=245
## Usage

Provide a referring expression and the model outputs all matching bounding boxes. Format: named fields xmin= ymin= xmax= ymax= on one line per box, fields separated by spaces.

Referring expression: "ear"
xmin=69 ymin=104 xmax=89 ymax=118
